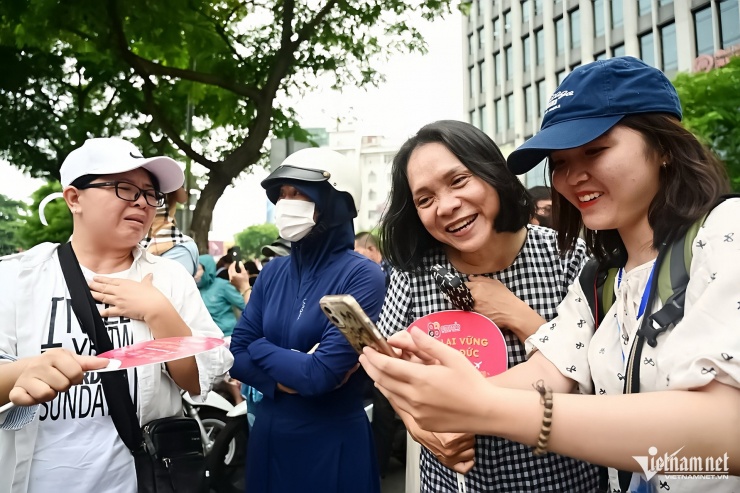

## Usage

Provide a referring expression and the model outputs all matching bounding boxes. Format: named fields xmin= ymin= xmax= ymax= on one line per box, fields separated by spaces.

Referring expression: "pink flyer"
xmin=409 ymin=310 xmax=508 ymax=377
xmin=97 ymin=336 xmax=224 ymax=371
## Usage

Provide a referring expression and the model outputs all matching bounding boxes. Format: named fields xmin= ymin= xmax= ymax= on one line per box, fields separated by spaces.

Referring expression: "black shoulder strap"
xmin=57 ymin=243 xmax=143 ymax=452
xmin=579 ymin=258 xmax=619 ymax=330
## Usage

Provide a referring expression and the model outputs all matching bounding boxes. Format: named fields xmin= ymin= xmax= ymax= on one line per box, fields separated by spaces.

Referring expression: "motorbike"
xmin=182 ymin=390 xmax=234 ymax=456
xmin=206 ymin=400 xmax=249 ymax=493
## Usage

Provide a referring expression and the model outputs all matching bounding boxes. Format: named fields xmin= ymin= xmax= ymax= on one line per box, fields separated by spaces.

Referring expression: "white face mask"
xmin=274 ymin=199 xmax=316 ymax=242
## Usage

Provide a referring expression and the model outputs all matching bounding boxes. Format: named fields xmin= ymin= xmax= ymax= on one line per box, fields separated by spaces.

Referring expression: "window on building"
xmin=720 ymin=0 xmax=740 ymax=48
xmin=480 ymin=105 xmax=489 ymax=134
xmin=476 ymin=0 xmax=482 ymax=17
xmin=469 ymin=109 xmax=476 ymax=126
xmin=536 ymin=29 xmax=545 ymax=65
xmin=596 ymin=51 xmax=607 ymax=60
xmin=468 ymin=34 xmax=474 ymax=56
xmin=537 ymin=79 xmax=547 ymax=117
xmin=694 ymin=6 xmax=713 ymax=55
xmin=555 ymin=17 xmax=565 ymax=55
xmin=478 ymin=27 xmax=484 ymax=51
xmin=523 ymin=35 xmax=531 ymax=72
xmin=611 ymin=0 xmax=623 ymax=29
xmin=493 ymin=16 xmax=501 ymax=38
xmin=557 ymin=70 xmax=567 ymax=84
xmin=505 ymin=45 xmax=513 ymax=80
xmin=506 ymin=93 xmax=514 ymax=130
xmin=534 ymin=0 xmax=544 ymax=16
xmin=504 ymin=10 xmax=512 ymax=32
xmin=368 ymin=171 xmax=377 ymax=183
xmin=522 ymin=0 xmax=531 ymax=23
xmin=479 ymin=60 xmax=486 ymax=94
xmin=570 ymin=9 xmax=581 ymax=49
xmin=659 ymin=0 xmax=673 ymax=5
xmin=524 ymin=85 xmax=533 ymax=122
xmin=661 ymin=22 xmax=678 ymax=71
xmin=494 ymin=51 xmax=502 ymax=85
xmin=640 ymin=31 xmax=655 ymax=66
xmin=613 ymin=43 xmax=626 ymax=57
xmin=468 ymin=66 xmax=475 ymax=95
xmin=638 ymin=0 xmax=651 ymax=16
xmin=594 ymin=0 xmax=605 ymax=37
xmin=495 ymin=98 xmax=504 ymax=133
xmin=369 ymin=189 xmax=377 ymax=201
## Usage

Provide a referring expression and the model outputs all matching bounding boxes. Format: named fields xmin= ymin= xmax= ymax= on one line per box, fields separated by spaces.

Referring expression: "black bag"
xmin=57 ymin=243 xmax=207 ymax=493
xmin=135 ymin=417 xmax=208 ymax=493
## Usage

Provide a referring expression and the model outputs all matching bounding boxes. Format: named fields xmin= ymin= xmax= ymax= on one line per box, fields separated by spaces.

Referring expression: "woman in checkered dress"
xmin=375 ymin=120 xmax=599 ymax=492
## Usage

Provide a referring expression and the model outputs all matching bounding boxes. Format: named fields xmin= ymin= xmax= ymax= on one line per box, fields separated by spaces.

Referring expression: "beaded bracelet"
xmin=532 ymin=379 xmax=553 ymax=456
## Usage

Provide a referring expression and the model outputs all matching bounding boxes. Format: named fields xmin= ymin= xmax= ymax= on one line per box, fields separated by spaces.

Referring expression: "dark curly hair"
xmin=380 ymin=120 xmax=532 ymax=271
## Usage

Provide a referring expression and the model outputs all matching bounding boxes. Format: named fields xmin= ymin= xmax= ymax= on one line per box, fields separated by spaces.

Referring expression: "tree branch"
xmin=191 ymin=4 xmax=245 ymax=63
xmin=105 ymin=0 xmax=262 ymax=103
xmin=141 ymin=79 xmax=216 ymax=169
xmin=294 ymin=0 xmax=341 ymax=46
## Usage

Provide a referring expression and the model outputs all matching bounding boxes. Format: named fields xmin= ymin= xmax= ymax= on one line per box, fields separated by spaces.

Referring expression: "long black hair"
xmin=380 ymin=120 xmax=532 ymax=271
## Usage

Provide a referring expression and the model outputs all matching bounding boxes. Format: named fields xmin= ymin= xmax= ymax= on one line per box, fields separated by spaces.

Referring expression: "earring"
xmin=662 ymin=161 xmax=667 ymax=168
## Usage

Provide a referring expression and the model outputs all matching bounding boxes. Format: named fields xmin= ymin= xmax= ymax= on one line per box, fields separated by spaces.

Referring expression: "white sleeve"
xmin=154 ymin=260 xmax=234 ymax=400
xmin=526 ymin=278 xmax=597 ymax=394
xmin=0 ymin=355 xmax=39 ymax=430
xmin=0 ymin=259 xmax=37 ymax=429
xmin=657 ymin=198 xmax=740 ymax=391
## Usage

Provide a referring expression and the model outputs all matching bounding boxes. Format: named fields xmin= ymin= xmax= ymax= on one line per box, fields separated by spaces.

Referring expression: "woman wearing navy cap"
xmin=360 ymin=57 xmax=740 ymax=493
xmin=229 ymin=147 xmax=385 ymax=492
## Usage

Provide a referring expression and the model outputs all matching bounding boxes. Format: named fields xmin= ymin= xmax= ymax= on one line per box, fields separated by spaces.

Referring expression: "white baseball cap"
xmin=60 ymin=137 xmax=185 ymax=193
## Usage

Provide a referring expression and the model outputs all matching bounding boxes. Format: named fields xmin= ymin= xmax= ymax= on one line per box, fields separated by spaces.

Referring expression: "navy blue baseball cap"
xmin=507 ymin=56 xmax=682 ymax=175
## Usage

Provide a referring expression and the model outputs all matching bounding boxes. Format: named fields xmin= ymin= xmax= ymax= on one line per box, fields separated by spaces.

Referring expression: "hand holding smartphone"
xmin=231 ymin=246 xmax=242 ymax=273
xmin=319 ymin=295 xmax=396 ymax=357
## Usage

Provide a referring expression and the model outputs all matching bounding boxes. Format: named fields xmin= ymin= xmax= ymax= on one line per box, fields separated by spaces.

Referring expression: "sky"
xmin=0 ymin=9 xmax=465 ymax=240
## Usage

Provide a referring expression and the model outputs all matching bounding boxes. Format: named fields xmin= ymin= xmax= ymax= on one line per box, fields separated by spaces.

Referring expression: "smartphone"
xmin=319 ymin=295 xmax=396 ymax=357
xmin=430 ymin=264 xmax=475 ymax=311
xmin=231 ymin=246 xmax=242 ymax=273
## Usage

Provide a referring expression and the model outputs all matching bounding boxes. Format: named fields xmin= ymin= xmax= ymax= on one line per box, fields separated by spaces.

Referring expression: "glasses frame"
xmin=77 ymin=181 xmax=165 ymax=208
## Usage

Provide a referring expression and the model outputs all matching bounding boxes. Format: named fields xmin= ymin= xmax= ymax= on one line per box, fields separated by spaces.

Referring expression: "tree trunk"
xmin=189 ymin=167 xmax=233 ymax=253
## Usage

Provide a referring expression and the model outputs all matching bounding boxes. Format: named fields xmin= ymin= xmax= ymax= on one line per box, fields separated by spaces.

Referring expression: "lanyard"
xmin=615 ymin=262 xmax=656 ymax=362
xmin=617 ymin=262 xmax=656 ymax=320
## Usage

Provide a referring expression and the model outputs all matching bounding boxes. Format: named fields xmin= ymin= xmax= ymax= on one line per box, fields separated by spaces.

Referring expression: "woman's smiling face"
xmin=550 ymin=125 xmax=662 ymax=237
xmin=407 ymin=142 xmax=501 ymax=255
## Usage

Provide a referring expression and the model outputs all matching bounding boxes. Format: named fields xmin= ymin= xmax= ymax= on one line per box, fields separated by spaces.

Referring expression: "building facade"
xmin=464 ymin=0 xmax=740 ymax=186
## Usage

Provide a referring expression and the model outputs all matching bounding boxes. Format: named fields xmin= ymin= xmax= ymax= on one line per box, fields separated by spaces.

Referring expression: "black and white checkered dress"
xmin=377 ymin=225 xmax=600 ymax=492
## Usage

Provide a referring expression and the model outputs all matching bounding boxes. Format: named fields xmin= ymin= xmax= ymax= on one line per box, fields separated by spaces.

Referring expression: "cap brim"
xmin=140 ymin=157 xmax=185 ymax=194
xmin=261 ymin=165 xmax=329 ymax=191
xmin=507 ymin=115 xmax=624 ymax=175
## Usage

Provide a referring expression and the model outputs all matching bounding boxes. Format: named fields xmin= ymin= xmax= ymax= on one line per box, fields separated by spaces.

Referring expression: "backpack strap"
xmin=578 ymin=258 xmax=619 ymax=330
xmin=642 ymin=193 xmax=740 ymax=347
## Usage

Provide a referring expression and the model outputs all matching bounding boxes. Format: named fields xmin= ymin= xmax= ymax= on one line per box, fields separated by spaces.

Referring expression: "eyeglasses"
xmin=535 ymin=205 xmax=552 ymax=215
xmin=77 ymin=181 xmax=165 ymax=207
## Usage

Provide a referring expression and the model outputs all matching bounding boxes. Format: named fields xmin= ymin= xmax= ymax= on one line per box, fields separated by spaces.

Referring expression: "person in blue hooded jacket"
xmin=194 ymin=254 xmax=248 ymax=339
xmin=229 ymin=147 xmax=385 ymax=493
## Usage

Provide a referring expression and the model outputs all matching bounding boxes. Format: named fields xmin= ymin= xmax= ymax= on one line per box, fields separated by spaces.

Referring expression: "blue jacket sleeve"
xmin=247 ymin=261 xmax=386 ymax=397
xmin=229 ymin=273 xmax=279 ymax=399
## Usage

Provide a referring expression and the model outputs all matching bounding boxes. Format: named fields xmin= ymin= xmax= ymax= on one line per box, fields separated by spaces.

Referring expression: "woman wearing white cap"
xmin=360 ymin=57 xmax=740 ymax=493
xmin=0 ymin=138 xmax=233 ymax=493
